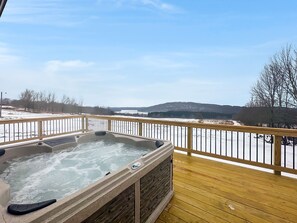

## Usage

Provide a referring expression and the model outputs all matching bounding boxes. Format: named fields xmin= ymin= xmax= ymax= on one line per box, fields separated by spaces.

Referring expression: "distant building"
xmin=116 ymin=110 xmax=148 ymax=115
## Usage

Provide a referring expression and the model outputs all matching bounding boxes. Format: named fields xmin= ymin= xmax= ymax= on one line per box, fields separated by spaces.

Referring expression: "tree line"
xmin=235 ymin=45 xmax=297 ymax=128
xmin=7 ymin=89 xmax=114 ymax=115
xmin=148 ymin=111 xmax=234 ymax=119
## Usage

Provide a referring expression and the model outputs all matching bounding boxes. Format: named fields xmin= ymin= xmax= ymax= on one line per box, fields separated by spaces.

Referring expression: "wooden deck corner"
xmin=158 ymin=153 xmax=297 ymax=223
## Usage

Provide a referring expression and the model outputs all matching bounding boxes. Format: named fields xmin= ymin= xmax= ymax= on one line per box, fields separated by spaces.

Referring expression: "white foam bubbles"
xmin=0 ymin=140 xmax=151 ymax=204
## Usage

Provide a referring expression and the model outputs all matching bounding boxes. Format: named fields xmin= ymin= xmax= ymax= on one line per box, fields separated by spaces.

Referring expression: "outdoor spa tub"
xmin=0 ymin=131 xmax=174 ymax=223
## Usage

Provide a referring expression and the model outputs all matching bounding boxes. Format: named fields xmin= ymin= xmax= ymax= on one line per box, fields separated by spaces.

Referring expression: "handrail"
xmin=0 ymin=115 xmax=83 ymax=124
xmin=88 ymin=115 xmax=297 ymax=175
xmin=3 ymin=114 xmax=297 ymax=137
xmin=87 ymin=115 xmax=297 ymax=137
xmin=1 ymin=114 xmax=297 ymax=175
xmin=0 ymin=115 xmax=86 ymax=146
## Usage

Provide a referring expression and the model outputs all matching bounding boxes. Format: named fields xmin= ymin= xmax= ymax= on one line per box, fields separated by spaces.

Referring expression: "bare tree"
xmin=19 ymin=89 xmax=34 ymax=111
xmin=278 ymin=45 xmax=297 ymax=105
xmin=250 ymin=64 xmax=281 ymax=126
xmin=17 ymin=89 xmax=112 ymax=115
xmin=247 ymin=45 xmax=297 ymax=127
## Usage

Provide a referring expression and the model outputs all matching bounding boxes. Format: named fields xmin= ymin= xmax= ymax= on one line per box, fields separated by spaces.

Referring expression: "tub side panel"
xmin=82 ymin=185 xmax=135 ymax=223
xmin=0 ymin=180 xmax=10 ymax=207
xmin=140 ymin=157 xmax=171 ymax=223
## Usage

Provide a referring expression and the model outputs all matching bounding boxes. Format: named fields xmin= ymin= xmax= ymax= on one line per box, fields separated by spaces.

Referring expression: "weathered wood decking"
xmin=157 ymin=153 xmax=297 ymax=223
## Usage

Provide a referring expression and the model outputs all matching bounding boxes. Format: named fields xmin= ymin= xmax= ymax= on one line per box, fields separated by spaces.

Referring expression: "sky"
xmin=1 ymin=0 xmax=297 ymax=107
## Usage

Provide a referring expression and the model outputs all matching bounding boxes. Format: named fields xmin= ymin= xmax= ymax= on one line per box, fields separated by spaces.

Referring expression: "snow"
xmin=1 ymin=109 xmax=67 ymax=120
xmin=0 ymin=110 xmax=296 ymax=178
xmin=89 ymin=116 xmax=297 ymax=177
xmin=0 ymin=109 xmax=80 ymax=145
xmin=115 ymin=110 xmax=148 ymax=115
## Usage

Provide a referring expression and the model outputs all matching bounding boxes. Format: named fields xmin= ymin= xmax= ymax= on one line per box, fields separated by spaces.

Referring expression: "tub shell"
xmin=0 ymin=131 xmax=174 ymax=223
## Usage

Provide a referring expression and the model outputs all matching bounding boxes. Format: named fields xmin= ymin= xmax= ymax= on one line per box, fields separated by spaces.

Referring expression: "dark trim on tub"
xmin=0 ymin=149 xmax=5 ymax=156
xmin=155 ymin=140 xmax=164 ymax=148
xmin=7 ymin=199 xmax=57 ymax=215
xmin=95 ymin=131 xmax=107 ymax=136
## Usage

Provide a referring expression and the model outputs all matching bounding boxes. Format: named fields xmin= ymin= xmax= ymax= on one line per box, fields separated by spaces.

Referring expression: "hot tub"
xmin=0 ymin=131 xmax=174 ymax=223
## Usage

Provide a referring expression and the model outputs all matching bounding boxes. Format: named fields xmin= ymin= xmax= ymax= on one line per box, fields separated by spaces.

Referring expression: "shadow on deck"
xmin=157 ymin=153 xmax=297 ymax=223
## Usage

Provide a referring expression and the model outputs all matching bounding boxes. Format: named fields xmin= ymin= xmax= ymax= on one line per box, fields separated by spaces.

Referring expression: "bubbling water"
xmin=0 ymin=141 xmax=151 ymax=204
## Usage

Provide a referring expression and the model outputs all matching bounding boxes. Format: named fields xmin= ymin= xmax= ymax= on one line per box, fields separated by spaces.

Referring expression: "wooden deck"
xmin=157 ymin=153 xmax=297 ymax=223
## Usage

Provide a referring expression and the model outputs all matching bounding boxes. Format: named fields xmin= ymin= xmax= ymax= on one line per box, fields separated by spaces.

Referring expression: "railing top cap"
xmin=1 ymin=114 xmax=297 ymax=137
xmin=87 ymin=115 xmax=297 ymax=137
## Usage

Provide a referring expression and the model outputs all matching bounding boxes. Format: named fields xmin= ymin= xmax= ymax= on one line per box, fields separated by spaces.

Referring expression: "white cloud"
xmin=139 ymin=0 xmax=177 ymax=12
xmin=0 ymin=43 xmax=20 ymax=64
xmin=2 ymin=0 xmax=181 ymax=25
xmin=104 ymin=53 xmax=195 ymax=72
xmin=45 ymin=60 xmax=94 ymax=72
xmin=98 ymin=77 xmax=238 ymax=107
xmin=98 ymin=0 xmax=180 ymax=13
xmin=139 ymin=55 xmax=190 ymax=69
xmin=2 ymin=0 xmax=86 ymax=26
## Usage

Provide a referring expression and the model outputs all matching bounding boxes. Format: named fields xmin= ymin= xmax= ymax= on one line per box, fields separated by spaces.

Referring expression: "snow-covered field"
xmin=0 ymin=109 xmax=81 ymax=144
xmin=88 ymin=116 xmax=297 ymax=175
xmin=1 ymin=108 xmax=68 ymax=120
xmin=1 ymin=109 xmax=296 ymax=177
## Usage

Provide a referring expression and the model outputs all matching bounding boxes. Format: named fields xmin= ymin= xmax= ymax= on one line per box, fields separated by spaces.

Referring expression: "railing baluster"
xmin=209 ymin=129 xmax=212 ymax=153
xmin=108 ymin=120 xmax=111 ymax=131
xmin=274 ymin=136 xmax=282 ymax=175
xmin=204 ymin=129 xmax=207 ymax=152
xmin=38 ymin=121 xmax=43 ymax=140
xmin=215 ymin=129 xmax=217 ymax=154
xmin=176 ymin=126 xmax=179 ymax=147
xmin=284 ymin=141 xmax=287 ymax=168
xmin=243 ymin=132 xmax=245 ymax=160
xmin=249 ymin=133 xmax=251 ymax=161
xmin=13 ymin=123 xmax=15 ymax=141
xmin=225 ymin=131 xmax=228 ymax=156
xmin=200 ymin=128 xmax=202 ymax=151
xmin=1 ymin=115 xmax=297 ymax=175
xmin=8 ymin=123 xmax=11 ymax=142
xmin=236 ymin=132 xmax=239 ymax=159
xmin=231 ymin=131 xmax=234 ymax=157
xmin=256 ymin=134 xmax=259 ymax=162
xmin=17 ymin=123 xmax=20 ymax=140
xmin=220 ymin=130 xmax=222 ymax=156
xmin=293 ymin=142 xmax=296 ymax=169
xmin=263 ymin=134 xmax=265 ymax=164
xmin=270 ymin=135 xmax=273 ymax=165
xmin=138 ymin=122 xmax=142 ymax=136
xmin=3 ymin=123 xmax=6 ymax=142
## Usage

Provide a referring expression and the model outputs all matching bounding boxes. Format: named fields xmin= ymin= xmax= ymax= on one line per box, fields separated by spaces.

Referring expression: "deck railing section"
xmin=88 ymin=115 xmax=297 ymax=175
xmin=0 ymin=116 xmax=85 ymax=145
xmin=1 ymin=115 xmax=297 ymax=175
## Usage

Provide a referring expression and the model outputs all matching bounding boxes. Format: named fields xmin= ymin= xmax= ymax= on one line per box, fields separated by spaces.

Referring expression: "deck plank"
xmin=158 ymin=210 xmax=188 ymax=223
xmin=173 ymin=167 xmax=297 ymax=218
xmin=157 ymin=153 xmax=297 ymax=223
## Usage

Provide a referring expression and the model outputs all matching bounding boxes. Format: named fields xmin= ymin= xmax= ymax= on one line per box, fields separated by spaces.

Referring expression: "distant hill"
xmin=141 ymin=102 xmax=242 ymax=114
xmin=111 ymin=102 xmax=243 ymax=115
xmin=111 ymin=107 xmax=145 ymax=112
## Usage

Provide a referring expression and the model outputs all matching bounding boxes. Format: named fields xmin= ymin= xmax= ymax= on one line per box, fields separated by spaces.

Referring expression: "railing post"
xmin=85 ymin=116 xmax=89 ymax=132
xmin=38 ymin=120 xmax=43 ymax=140
xmin=81 ymin=116 xmax=85 ymax=133
xmin=138 ymin=122 xmax=142 ymax=136
xmin=274 ymin=135 xmax=282 ymax=175
xmin=187 ymin=126 xmax=193 ymax=156
xmin=108 ymin=120 xmax=111 ymax=131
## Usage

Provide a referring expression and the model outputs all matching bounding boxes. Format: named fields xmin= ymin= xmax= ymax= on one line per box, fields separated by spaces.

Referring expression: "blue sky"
xmin=1 ymin=0 xmax=297 ymax=107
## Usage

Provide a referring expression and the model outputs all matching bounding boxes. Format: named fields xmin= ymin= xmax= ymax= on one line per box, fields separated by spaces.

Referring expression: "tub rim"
xmin=0 ymin=131 xmax=174 ymax=223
